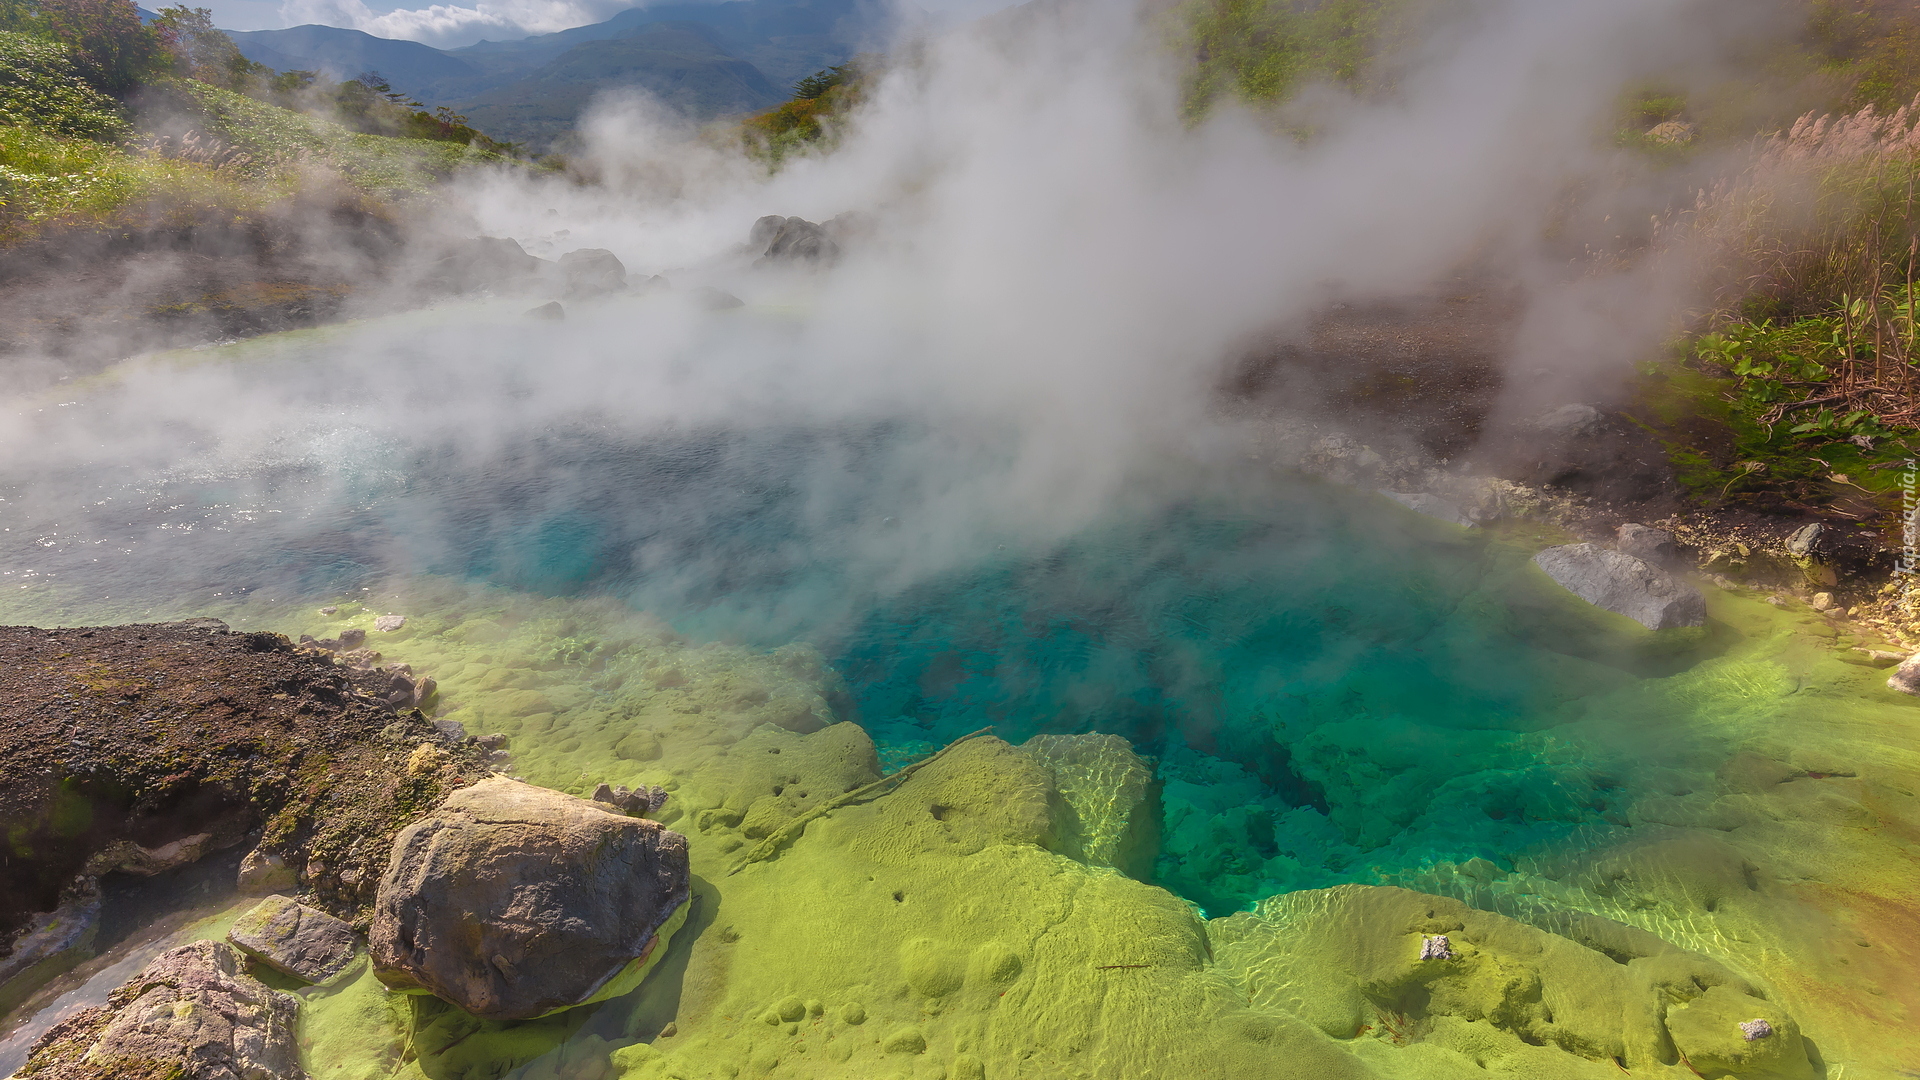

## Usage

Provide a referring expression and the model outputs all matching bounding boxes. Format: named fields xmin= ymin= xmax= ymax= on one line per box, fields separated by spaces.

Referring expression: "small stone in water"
xmin=1740 ymin=1018 xmax=1774 ymax=1041
xmin=319 ymin=606 xmax=337 ymax=615
xmin=1419 ymin=934 xmax=1454 ymax=960
xmin=374 ymin=615 xmax=407 ymax=632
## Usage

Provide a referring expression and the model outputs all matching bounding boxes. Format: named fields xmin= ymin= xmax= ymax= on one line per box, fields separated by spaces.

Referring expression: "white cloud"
xmin=277 ymin=0 xmax=641 ymax=47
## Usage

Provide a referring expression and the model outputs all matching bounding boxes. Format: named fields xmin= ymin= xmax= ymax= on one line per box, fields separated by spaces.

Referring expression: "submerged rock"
xmin=1380 ymin=489 xmax=1478 ymax=527
xmin=228 ymin=894 xmax=359 ymax=983
xmin=369 ymin=777 xmax=690 ymax=1020
xmin=1532 ymin=543 xmax=1706 ymax=630
xmin=1021 ymin=733 xmax=1155 ymax=875
xmin=19 ymin=940 xmax=305 ymax=1080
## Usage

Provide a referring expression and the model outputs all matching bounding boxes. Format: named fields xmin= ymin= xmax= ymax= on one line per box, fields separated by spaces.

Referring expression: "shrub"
xmin=151 ymin=5 xmax=266 ymax=91
xmin=1180 ymin=0 xmax=1404 ymax=118
xmin=0 ymin=29 xmax=126 ymax=137
xmin=741 ymin=58 xmax=871 ymax=165
xmin=17 ymin=0 xmax=170 ymax=96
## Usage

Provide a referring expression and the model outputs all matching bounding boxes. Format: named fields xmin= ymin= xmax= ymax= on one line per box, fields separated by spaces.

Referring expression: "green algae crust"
xmin=7 ymin=574 xmax=1920 ymax=1078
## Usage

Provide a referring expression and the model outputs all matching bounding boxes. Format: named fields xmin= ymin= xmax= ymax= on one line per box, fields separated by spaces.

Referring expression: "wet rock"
xmin=299 ymin=627 xmax=366 ymax=654
xmin=1021 ymin=733 xmax=1154 ymax=875
xmin=432 ymin=718 xmax=467 ymax=742
xmin=1380 ymin=490 xmax=1478 ymax=527
xmin=381 ymin=669 xmax=434 ymax=711
xmin=19 ymin=940 xmax=305 ymax=1080
xmin=1533 ymin=543 xmax=1706 ymax=630
xmin=369 ymin=777 xmax=690 ymax=1020
xmin=317 ymin=606 xmax=337 ymax=616
xmin=1786 ymin=523 xmax=1839 ymax=587
xmin=228 ymin=894 xmax=359 ymax=983
xmin=526 ymin=300 xmax=565 ymax=320
xmin=592 ymin=782 xmax=670 ymax=817
xmin=236 ymin=847 xmax=298 ymax=896
xmin=750 ymin=215 xmax=841 ymax=265
xmin=560 ymin=248 xmax=627 ymax=297
xmin=1888 ymin=653 xmax=1920 ymax=695
xmin=373 ymin=615 xmax=407 ymax=633
xmin=1665 ymin=984 xmax=1808 ymax=1078
xmin=0 ymin=885 xmax=100 ymax=1015
xmin=1616 ymin=523 xmax=1681 ymax=567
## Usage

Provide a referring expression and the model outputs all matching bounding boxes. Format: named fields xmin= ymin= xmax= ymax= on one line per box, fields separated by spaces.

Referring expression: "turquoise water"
xmin=0 ymin=422 xmax=1719 ymax=917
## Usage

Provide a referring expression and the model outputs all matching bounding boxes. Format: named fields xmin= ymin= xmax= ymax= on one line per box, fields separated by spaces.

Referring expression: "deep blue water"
xmin=1 ymin=425 xmax=1713 ymax=914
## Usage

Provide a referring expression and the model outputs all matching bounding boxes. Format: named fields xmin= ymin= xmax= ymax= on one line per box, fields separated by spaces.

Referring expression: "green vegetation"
xmin=0 ymin=29 xmax=123 ymax=135
xmin=741 ymin=57 xmax=869 ymax=164
xmin=1 ymin=0 xmax=514 ymax=241
xmin=1181 ymin=0 xmax=1403 ymax=117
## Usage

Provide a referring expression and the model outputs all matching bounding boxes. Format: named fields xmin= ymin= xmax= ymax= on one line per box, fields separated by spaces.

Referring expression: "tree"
xmin=152 ymin=4 xmax=265 ymax=89
xmin=29 ymin=0 xmax=169 ymax=95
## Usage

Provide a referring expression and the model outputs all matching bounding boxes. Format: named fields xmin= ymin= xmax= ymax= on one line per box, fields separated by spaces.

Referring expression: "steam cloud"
xmin=1 ymin=0 xmax=1759 ymax=635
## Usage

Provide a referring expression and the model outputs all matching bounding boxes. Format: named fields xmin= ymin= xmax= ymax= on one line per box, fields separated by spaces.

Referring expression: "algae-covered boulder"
xmin=1208 ymin=885 xmax=1814 ymax=1077
xmin=18 ymin=939 xmax=305 ymax=1080
xmin=227 ymin=894 xmax=359 ymax=984
xmin=369 ymin=777 xmax=690 ymax=1020
xmin=1021 ymin=733 xmax=1157 ymax=875
xmin=1533 ymin=543 xmax=1706 ymax=630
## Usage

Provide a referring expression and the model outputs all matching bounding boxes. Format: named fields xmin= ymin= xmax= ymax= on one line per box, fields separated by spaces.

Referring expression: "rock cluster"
xmin=592 ymin=782 xmax=670 ymax=817
xmin=750 ymin=215 xmax=841 ymax=264
xmin=17 ymin=940 xmax=304 ymax=1080
xmin=369 ymin=777 xmax=690 ymax=1020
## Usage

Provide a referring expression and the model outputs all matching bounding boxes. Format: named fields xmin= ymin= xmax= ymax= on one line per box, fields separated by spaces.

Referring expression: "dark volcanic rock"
xmin=370 ymin=777 xmax=690 ymax=1020
xmin=0 ymin=621 xmax=486 ymax=965
xmin=227 ymin=894 xmax=359 ymax=983
xmin=18 ymin=940 xmax=305 ymax=1080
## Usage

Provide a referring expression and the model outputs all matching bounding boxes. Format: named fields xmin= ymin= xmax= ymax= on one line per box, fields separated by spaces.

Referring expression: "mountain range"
xmin=226 ymin=0 xmax=890 ymax=148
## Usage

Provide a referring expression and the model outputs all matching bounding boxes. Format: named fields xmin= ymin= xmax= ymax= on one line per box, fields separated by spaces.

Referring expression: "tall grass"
xmin=1684 ymin=96 xmax=1920 ymax=431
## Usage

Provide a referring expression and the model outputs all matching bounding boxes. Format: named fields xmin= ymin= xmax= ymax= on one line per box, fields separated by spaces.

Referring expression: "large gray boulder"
xmin=750 ymin=215 xmax=841 ymax=264
xmin=227 ymin=895 xmax=358 ymax=984
xmin=369 ymin=777 xmax=689 ymax=1020
xmin=560 ymin=248 xmax=628 ymax=297
xmin=19 ymin=940 xmax=305 ymax=1080
xmin=1532 ymin=543 xmax=1706 ymax=630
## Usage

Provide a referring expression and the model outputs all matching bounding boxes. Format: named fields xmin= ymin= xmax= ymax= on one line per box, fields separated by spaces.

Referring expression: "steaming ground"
xmin=8 ymin=0 xmax=1919 ymax=1076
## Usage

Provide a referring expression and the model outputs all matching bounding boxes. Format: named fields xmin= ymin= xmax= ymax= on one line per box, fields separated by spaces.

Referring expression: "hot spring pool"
xmin=0 ymin=314 xmax=1911 ymax=1079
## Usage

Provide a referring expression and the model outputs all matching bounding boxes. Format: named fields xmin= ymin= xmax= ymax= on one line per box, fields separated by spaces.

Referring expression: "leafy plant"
xmin=1181 ymin=0 xmax=1404 ymax=118
xmin=151 ymin=4 xmax=265 ymax=90
xmin=0 ymin=29 xmax=126 ymax=137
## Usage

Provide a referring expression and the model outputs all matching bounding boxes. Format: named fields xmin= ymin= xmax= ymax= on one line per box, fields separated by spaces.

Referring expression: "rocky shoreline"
xmin=0 ymin=619 xmax=486 ymax=1020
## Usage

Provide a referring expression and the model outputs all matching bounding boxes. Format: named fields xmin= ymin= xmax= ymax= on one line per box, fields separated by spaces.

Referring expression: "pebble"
xmin=374 ymin=615 xmax=407 ymax=632
xmin=318 ymin=606 xmax=337 ymax=616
